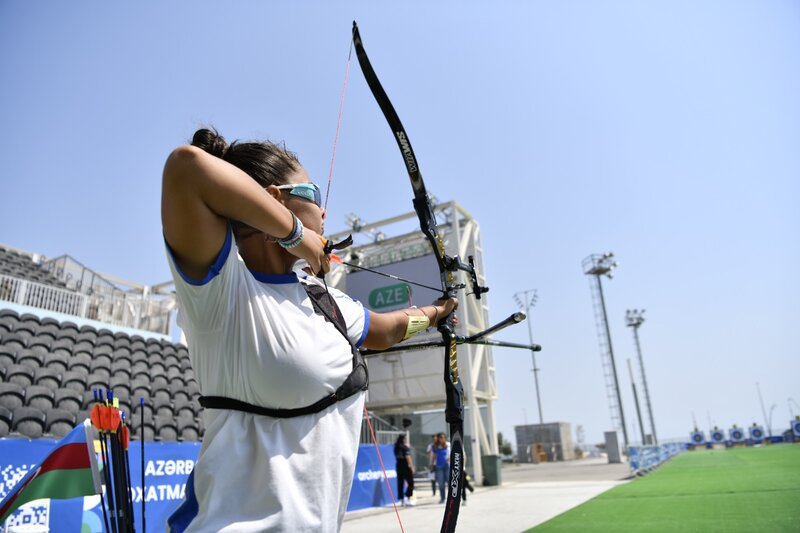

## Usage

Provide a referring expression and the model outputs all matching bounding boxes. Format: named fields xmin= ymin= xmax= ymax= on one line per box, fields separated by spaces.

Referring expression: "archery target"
xmin=691 ymin=431 xmax=704 ymax=444
xmin=749 ymin=426 xmax=764 ymax=440
xmin=792 ymin=420 xmax=800 ymax=437
xmin=711 ymin=430 xmax=724 ymax=443
xmin=730 ymin=428 xmax=744 ymax=442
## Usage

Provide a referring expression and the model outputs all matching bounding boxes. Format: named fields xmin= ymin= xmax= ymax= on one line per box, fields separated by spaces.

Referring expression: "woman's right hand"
xmin=290 ymin=228 xmax=329 ymax=275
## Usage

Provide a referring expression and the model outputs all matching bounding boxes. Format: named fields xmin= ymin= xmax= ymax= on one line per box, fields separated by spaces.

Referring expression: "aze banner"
xmin=1 ymin=437 xmax=200 ymax=532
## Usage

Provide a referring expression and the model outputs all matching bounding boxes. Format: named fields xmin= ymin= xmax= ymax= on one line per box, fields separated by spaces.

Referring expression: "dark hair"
xmin=191 ymin=127 xmax=301 ymax=188
xmin=394 ymin=433 xmax=406 ymax=454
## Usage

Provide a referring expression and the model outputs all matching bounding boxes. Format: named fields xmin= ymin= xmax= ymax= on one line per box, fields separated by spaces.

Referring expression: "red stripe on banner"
xmin=0 ymin=443 xmax=90 ymax=520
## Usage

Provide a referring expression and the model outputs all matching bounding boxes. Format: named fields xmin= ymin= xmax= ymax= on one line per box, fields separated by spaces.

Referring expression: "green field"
xmin=530 ymin=444 xmax=800 ymax=532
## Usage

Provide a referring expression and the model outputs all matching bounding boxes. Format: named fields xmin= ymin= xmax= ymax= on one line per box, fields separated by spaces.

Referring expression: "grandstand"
xmin=0 ymin=243 xmax=202 ymax=442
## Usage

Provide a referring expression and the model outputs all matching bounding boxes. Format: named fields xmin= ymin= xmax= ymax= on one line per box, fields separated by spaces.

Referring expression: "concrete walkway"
xmin=342 ymin=457 xmax=630 ymax=533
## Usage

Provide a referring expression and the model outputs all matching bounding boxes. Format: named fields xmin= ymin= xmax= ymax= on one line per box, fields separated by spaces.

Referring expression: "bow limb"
xmin=352 ymin=21 xmax=465 ymax=532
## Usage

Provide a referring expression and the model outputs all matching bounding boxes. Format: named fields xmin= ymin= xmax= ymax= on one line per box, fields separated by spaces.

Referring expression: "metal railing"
xmin=0 ymin=273 xmax=174 ymax=334
xmin=360 ymin=411 xmax=406 ymax=445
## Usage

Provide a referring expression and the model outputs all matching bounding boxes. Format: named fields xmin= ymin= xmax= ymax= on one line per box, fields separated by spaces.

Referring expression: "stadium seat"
xmin=95 ymin=335 xmax=114 ymax=349
xmin=28 ymin=337 xmax=52 ymax=354
xmin=62 ymin=371 xmax=88 ymax=392
xmin=0 ymin=346 xmax=16 ymax=368
xmin=43 ymin=351 xmax=69 ymax=373
xmin=54 ymin=388 xmax=82 ymax=413
xmin=154 ymin=397 xmax=173 ymax=417
xmin=132 ymin=419 xmax=155 ymax=441
xmin=130 ymin=339 xmax=146 ymax=353
xmin=113 ymin=337 xmax=132 ymax=351
xmin=40 ymin=317 xmax=60 ymax=328
xmin=151 ymin=382 xmax=170 ymax=402
xmin=34 ymin=367 xmax=62 ymax=389
xmin=12 ymin=323 xmax=36 ymax=340
xmin=73 ymin=340 xmax=95 ymax=355
xmin=186 ymin=380 xmax=200 ymax=398
xmin=12 ymin=406 xmax=46 ymax=438
xmin=170 ymin=382 xmax=190 ymax=403
xmin=0 ymin=317 xmax=16 ymax=334
xmin=177 ymin=417 xmax=200 ymax=441
xmin=45 ymin=409 xmax=76 ymax=437
xmin=0 ymin=405 xmax=11 ymax=437
xmin=133 ymin=401 xmax=154 ymax=421
xmin=5 ymin=364 xmax=35 ymax=387
xmin=155 ymin=415 xmax=178 ymax=441
xmin=173 ymin=397 xmax=196 ymax=419
xmin=2 ymin=332 xmax=27 ymax=351
xmin=51 ymin=338 xmax=74 ymax=354
xmin=81 ymin=390 xmax=97 ymax=409
xmin=76 ymin=331 xmax=97 ymax=345
xmin=131 ymin=379 xmax=150 ymax=400
xmin=79 ymin=324 xmax=98 ymax=335
xmin=89 ymin=357 xmax=112 ymax=377
xmin=111 ymin=358 xmax=132 ymax=375
xmin=86 ymin=373 xmax=108 ymax=391
xmin=37 ymin=324 xmax=59 ymax=341
xmin=55 ymin=329 xmax=78 ymax=343
xmin=75 ymin=409 xmax=90 ymax=424
xmin=25 ymin=385 xmax=55 ymax=411
xmin=61 ymin=321 xmax=79 ymax=334
xmin=0 ymin=383 xmax=25 ymax=410
xmin=16 ymin=349 xmax=45 ymax=369
xmin=93 ymin=345 xmax=113 ymax=363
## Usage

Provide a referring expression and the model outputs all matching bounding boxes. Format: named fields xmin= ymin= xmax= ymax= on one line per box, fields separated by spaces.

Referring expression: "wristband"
xmin=278 ymin=214 xmax=304 ymax=249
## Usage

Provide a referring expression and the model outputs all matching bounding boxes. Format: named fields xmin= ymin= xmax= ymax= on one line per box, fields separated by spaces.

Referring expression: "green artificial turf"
xmin=530 ymin=444 xmax=800 ymax=532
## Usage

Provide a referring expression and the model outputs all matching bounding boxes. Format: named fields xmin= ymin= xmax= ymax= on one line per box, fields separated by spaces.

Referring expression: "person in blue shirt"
xmin=432 ymin=432 xmax=451 ymax=503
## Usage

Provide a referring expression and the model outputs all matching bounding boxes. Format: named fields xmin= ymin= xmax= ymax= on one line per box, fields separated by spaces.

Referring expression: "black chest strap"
xmin=198 ymin=281 xmax=369 ymax=418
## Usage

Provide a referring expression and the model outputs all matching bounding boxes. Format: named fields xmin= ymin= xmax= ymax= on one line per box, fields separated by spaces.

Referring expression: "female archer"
xmin=163 ymin=128 xmax=456 ymax=532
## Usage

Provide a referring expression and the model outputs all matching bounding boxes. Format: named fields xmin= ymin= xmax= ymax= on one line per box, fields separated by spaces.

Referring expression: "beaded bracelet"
xmin=278 ymin=214 xmax=304 ymax=249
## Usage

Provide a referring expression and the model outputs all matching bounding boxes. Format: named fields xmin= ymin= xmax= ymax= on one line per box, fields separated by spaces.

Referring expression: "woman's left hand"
xmin=431 ymin=297 xmax=458 ymax=326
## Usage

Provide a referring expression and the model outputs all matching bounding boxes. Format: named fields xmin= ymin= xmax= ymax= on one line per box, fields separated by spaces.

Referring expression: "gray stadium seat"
xmin=6 ymin=364 xmax=35 ymax=387
xmin=13 ymin=406 xmax=46 ymax=438
xmin=16 ymin=349 xmax=44 ymax=369
xmin=154 ymin=397 xmax=173 ymax=417
xmin=0 ymin=383 xmax=25 ymax=410
xmin=43 ymin=351 xmax=69 ymax=373
xmin=177 ymin=417 xmax=200 ymax=441
xmin=89 ymin=357 xmax=111 ymax=377
xmin=54 ymin=388 xmax=82 ymax=413
xmin=2 ymin=332 xmax=27 ymax=351
xmin=25 ymin=385 xmax=55 ymax=411
xmin=0 ymin=405 xmax=11 ymax=437
xmin=155 ymin=415 xmax=178 ymax=441
xmin=173 ymin=397 xmax=196 ymax=419
xmin=62 ymin=371 xmax=88 ymax=392
xmin=70 ymin=352 xmax=92 ymax=374
xmin=46 ymin=409 xmax=76 ymax=437
xmin=151 ymin=382 xmax=170 ymax=401
xmin=0 ymin=346 xmax=16 ymax=368
xmin=51 ymin=338 xmax=74 ymax=354
xmin=34 ymin=367 xmax=61 ymax=390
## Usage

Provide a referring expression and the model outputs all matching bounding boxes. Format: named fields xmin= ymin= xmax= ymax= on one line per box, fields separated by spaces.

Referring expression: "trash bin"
xmin=481 ymin=454 xmax=502 ymax=486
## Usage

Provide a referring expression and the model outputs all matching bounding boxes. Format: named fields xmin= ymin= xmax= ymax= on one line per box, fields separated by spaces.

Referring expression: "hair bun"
xmin=191 ymin=128 xmax=228 ymax=158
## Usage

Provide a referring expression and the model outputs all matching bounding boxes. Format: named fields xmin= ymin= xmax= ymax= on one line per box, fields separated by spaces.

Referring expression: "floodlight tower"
xmin=514 ymin=289 xmax=543 ymax=424
xmin=582 ymin=252 xmax=628 ymax=448
xmin=626 ymin=309 xmax=658 ymax=445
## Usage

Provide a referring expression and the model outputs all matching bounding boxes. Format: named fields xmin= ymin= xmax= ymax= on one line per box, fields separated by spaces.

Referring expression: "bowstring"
xmin=325 ymin=35 xmax=406 ymax=533
xmin=323 ymin=39 xmax=353 ymax=212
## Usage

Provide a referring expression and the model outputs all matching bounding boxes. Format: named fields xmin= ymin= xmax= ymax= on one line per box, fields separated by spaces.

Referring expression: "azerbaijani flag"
xmin=0 ymin=419 xmax=101 ymax=524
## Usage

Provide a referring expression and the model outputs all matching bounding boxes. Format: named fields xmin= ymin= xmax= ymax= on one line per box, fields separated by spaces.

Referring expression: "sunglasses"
xmin=276 ymin=183 xmax=322 ymax=208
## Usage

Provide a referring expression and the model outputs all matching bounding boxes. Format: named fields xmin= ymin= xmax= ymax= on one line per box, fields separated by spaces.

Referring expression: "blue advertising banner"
xmin=3 ymin=439 xmax=400 ymax=530
xmin=346 ymin=444 xmax=397 ymax=512
xmin=1 ymin=437 xmax=200 ymax=532
xmin=628 ymin=442 xmax=686 ymax=472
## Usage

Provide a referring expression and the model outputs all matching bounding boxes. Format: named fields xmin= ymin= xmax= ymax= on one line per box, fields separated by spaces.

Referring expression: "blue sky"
xmin=1 ymin=1 xmax=798 ymax=446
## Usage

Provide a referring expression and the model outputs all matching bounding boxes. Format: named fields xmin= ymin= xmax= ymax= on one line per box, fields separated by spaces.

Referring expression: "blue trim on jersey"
xmin=249 ymin=270 xmax=299 ymax=284
xmin=167 ymin=470 xmax=198 ymax=532
xmin=356 ymin=307 xmax=370 ymax=348
xmin=165 ymin=223 xmax=233 ymax=286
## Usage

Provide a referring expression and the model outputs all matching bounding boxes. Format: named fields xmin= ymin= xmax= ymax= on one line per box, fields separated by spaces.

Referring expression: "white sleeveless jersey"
xmin=166 ymin=227 xmax=368 ymax=532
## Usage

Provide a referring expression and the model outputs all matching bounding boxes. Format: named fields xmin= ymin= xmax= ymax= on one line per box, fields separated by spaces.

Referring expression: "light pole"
xmin=583 ymin=252 xmax=629 ymax=448
xmin=625 ymin=309 xmax=657 ymax=445
xmin=768 ymin=404 xmax=777 ymax=437
xmin=514 ymin=289 xmax=543 ymax=424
